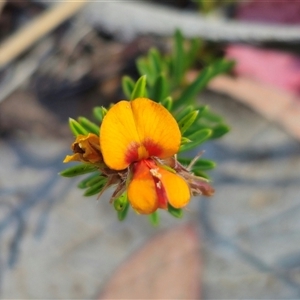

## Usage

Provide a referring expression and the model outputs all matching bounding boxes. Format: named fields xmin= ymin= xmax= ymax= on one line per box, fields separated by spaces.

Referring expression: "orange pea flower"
xmin=63 ymin=97 xmax=214 ymax=216
xmin=100 ymin=97 xmax=190 ymax=214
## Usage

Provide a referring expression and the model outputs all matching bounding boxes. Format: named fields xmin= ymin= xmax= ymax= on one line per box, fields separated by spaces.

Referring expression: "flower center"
xmin=125 ymin=139 xmax=163 ymax=165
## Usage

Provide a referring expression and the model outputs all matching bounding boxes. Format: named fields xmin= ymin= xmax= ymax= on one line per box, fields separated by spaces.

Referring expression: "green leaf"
xmin=175 ymin=70 xmax=209 ymax=108
xmin=84 ymin=178 xmax=107 ymax=196
xmin=178 ymin=158 xmax=216 ymax=170
xmin=193 ymin=170 xmax=210 ymax=180
xmin=174 ymin=59 xmax=234 ymax=109
xmin=185 ymin=121 xmax=209 ymax=136
xmin=192 ymin=159 xmax=216 ymax=171
xmin=148 ymin=48 xmax=163 ymax=77
xmin=69 ymin=118 xmax=88 ymax=136
xmin=178 ymin=110 xmax=199 ymax=134
xmin=122 ymin=76 xmax=135 ymax=100
xmin=180 ymin=129 xmax=212 ymax=152
xmin=180 ymin=136 xmax=191 ymax=145
xmin=159 ymin=164 xmax=176 ymax=174
xmin=175 ymin=105 xmax=194 ymax=121
xmin=149 ymin=211 xmax=160 ymax=226
xmin=172 ymin=29 xmax=185 ymax=85
xmin=185 ymin=38 xmax=202 ymax=70
xmin=151 ymin=73 xmax=169 ymax=102
xmin=211 ymin=123 xmax=230 ymax=139
xmin=60 ymin=164 xmax=98 ymax=177
xmin=136 ymin=57 xmax=149 ymax=75
xmin=118 ymin=201 xmax=130 ymax=221
xmin=168 ymin=203 xmax=183 ymax=218
xmin=201 ymin=108 xmax=224 ymax=123
xmin=160 ymin=96 xmax=173 ymax=111
xmin=93 ymin=106 xmax=107 ymax=123
xmin=136 ymin=58 xmax=155 ymax=85
xmin=78 ymin=117 xmax=99 ymax=135
xmin=131 ymin=75 xmax=147 ymax=100
xmin=113 ymin=193 xmax=128 ymax=212
xmin=77 ymin=172 xmax=101 ymax=189
xmin=85 ymin=174 xmax=105 ymax=187
xmin=93 ymin=107 xmax=103 ymax=123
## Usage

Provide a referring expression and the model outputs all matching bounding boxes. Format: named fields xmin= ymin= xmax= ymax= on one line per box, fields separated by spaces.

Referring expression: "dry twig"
xmin=83 ymin=1 xmax=300 ymax=43
xmin=0 ymin=0 xmax=6 ymax=15
xmin=0 ymin=0 xmax=87 ymax=69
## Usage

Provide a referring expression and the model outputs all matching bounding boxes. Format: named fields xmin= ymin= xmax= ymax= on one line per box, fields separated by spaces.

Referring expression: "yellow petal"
xmin=131 ymin=98 xmax=181 ymax=158
xmin=100 ymin=100 xmax=142 ymax=170
xmin=100 ymin=98 xmax=181 ymax=170
xmin=158 ymin=167 xmax=191 ymax=209
xmin=127 ymin=161 xmax=158 ymax=214
xmin=63 ymin=153 xmax=82 ymax=163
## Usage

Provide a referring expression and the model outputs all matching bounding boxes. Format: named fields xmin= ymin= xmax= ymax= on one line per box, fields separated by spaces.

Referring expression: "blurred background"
xmin=1 ymin=0 xmax=300 ymax=298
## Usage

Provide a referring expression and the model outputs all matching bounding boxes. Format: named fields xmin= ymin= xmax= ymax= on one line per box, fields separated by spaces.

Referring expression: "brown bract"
xmin=63 ymin=133 xmax=103 ymax=164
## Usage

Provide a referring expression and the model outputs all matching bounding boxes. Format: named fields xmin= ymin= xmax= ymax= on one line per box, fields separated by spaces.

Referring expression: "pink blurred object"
xmin=226 ymin=45 xmax=300 ymax=96
xmin=236 ymin=0 xmax=300 ymax=24
xmin=99 ymin=223 xmax=202 ymax=299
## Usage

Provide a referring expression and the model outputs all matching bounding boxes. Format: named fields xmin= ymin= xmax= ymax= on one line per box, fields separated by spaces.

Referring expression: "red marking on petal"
xmin=131 ymin=158 xmax=169 ymax=210
xmin=144 ymin=158 xmax=157 ymax=169
xmin=153 ymin=176 xmax=168 ymax=209
xmin=143 ymin=139 xmax=163 ymax=157
xmin=125 ymin=142 xmax=139 ymax=164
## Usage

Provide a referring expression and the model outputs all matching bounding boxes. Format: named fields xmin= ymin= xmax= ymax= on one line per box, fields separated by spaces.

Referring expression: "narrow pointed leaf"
xmin=85 ymin=175 xmax=105 ymax=187
xmin=122 ymin=76 xmax=135 ymax=100
xmin=175 ymin=105 xmax=194 ymax=121
xmin=131 ymin=75 xmax=147 ymax=99
xmin=78 ymin=117 xmax=99 ymax=135
xmin=60 ymin=164 xmax=97 ymax=177
xmin=93 ymin=107 xmax=103 ymax=123
xmin=174 ymin=59 xmax=234 ymax=109
xmin=160 ymin=96 xmax=173 ymax=111
xmin=178 ymin=158 xmax=216 ymax=171
xmin=180 ymin=136 xmax=191 ymax=145
xmin=180 ymin=129 xmax=212 ymax=152
xmin=113 ymin=193 xmax=128 ymax=212
xmin=178 ymin=110 xmax=199 ymax=134
xmin=192 ymin=160 xmax=216 ymax=171
xmin=194 ymin=170 xmax=210 ymax=180
xmin=201 ymin=109 xmax=224 ymax=123
xmin=136 ymin=57 xmax=149 ymax=75
xmin=168 ymin=203 xmax=183 ymax=218
xmin=149 ymin=211 xmax=160 ymax=226
xmin=211 ymin=123 xmax=230 ymax=139
xmin=152 ymin=73 xmax=169 ymax=102
xmin=101 ymin=107 xmax=108 ymax=118
xmin=84 ymin=178 xmax=107 ymax=196
xmin=185 ymin=38 xmax=202 ymax=70
xmin=69 ymin=118 xmax=88 ymax=136
xmin=77 ymin=173 xmax=101 ymax=189
xmin=172 ymin=29 xmax=185 ymax=85
xmin=159 ymin=164 xmax=176 ymax=174
xmin=118 ymin=201 xmax=130 ymax=221
xmin=136 ymin=58 xmax=154 ymax=85
xmin=149 ymin=48 xmax=163 ymax=76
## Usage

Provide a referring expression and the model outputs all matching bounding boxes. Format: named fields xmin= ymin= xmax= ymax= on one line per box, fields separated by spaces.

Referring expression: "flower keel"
xmin=127 ymin=159 xmax=190 ymax=214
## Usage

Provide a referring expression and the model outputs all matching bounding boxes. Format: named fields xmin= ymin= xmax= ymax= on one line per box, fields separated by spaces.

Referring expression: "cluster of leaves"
xmin=192 ymin=0 xmax=238 ymax=14
xmin=60 ymin=30 xmax=234 ymax=224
